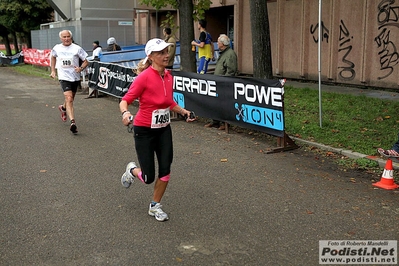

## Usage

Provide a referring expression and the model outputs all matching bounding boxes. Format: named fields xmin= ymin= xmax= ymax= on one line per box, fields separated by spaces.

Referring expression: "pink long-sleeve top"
xmin=122 ymin=66 xmax=177 ymax=128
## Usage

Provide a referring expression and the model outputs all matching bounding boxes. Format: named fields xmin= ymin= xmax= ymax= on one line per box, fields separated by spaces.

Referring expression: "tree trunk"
xmin=25 ymin=31 xmax=32 ymax=48
xmin=12 ymin=32 xmax=19 ymax=54
xmin=0 ymin=26 xmax=12 ymax=56
xmin=178 ymin=1 xmax=196 ymax=72
xmin=249 ymin=0 xmax=273 ymax=79
xmin=3 ymin=35 xmax=12 ymax=56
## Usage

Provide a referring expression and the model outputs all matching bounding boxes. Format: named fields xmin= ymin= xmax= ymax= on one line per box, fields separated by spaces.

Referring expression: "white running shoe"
xmin=148 ymin=203 xmax=169 ymax=221
xmin=121 ymin=162 xmax=136 ymax=188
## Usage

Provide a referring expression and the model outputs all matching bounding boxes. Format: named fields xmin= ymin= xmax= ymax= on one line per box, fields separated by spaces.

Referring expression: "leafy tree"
xmin=140 ymin=0 xmax=212 ymax=72
xmin=0 ymin=0 xmax=53 ymax=54
xmin=249 ymin=0 xmax=273 ymax=79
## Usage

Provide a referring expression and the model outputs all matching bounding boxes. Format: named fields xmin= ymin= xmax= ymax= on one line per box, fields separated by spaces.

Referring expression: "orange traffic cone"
xmin=373 ymin=159 xmax=399 ymax=190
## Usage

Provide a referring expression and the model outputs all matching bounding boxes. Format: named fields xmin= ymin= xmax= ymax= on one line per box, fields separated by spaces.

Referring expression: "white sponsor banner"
xmin=319 ymin=240 xmax=397 ymax=264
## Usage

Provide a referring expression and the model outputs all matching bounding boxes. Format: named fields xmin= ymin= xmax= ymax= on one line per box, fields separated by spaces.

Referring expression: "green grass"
xmin=284 ymin=86 xmax=399 ymax=156
xmin=0 ymin=49 xmax=17 ymax=55
xmin=9 ymin=64 xmax=52 ymax=79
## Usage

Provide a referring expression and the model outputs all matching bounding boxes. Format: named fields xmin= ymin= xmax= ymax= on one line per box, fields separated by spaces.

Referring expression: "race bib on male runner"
xmin=151 ymin=108 xmax=170 ymax=128
xmin=60 ymin=57 xmax=74 ymax=68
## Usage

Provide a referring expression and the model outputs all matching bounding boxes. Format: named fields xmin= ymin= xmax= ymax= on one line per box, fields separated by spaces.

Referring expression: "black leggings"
xmin=133 ymin=125 xmax=173 ymax=184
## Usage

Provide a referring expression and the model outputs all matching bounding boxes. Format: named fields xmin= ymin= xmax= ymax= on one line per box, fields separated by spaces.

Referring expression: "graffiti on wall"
xmin=338 ymin=20 xmax=355 ymax=81
xmin=375 ymin=0 xmax=399 ymax=80
xmin=310 ymin=21 xmax=330 ymax=43
xmin=310 ymin=20 xmax=356 ymax=81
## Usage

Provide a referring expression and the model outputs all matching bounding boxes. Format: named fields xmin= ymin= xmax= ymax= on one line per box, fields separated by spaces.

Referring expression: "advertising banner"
xmin=22 ymin=49 xmax=51 ymax=66
xmin=87 ymin=62 xmax=286 ymax=137
xmin=87 ymin=61 xmax=136 ymax=98
xmin=0 ymin=52 xmax=24 ymax=65
xmin=173 ymin=71 xmax=285 ymax=137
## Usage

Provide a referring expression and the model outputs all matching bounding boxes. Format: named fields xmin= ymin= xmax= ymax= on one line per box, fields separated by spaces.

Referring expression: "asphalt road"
xmin=0 ymin=67 xmax=398 ymax=265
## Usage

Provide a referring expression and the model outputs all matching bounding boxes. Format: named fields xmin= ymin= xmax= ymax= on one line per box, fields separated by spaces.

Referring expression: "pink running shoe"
xmin=58 ymin=105 xmax=67 ymax=122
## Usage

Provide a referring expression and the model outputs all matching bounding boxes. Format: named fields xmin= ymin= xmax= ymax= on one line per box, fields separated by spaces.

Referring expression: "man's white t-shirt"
xmin=51 ymin=43 xmax=88 ymax=82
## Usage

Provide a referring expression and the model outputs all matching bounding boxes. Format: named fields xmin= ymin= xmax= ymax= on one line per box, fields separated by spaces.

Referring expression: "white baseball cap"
xmin=107 ymin=37 xmax=116 ymax=45
xmin=143 ymin=38 xmax=171 ymax=64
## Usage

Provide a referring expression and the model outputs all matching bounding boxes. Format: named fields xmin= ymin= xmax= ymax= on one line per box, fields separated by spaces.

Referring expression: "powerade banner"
xmin=173 ymin=71 xmax=285 ymax=137
xmin=87 ymin=61 xmax=285 ymax=137
xmin=87 ymin=61 xmax=136 ymax=98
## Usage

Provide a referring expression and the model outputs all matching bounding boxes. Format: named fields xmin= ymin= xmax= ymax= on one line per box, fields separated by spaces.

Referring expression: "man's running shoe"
xmin=70 ymin=122 xmax=78 ymax=134
xmin=121 ymin=162 xmax=136 ymax=188
xmin=58 ymin=105 xmax=67 ymax=122
xmin=148 ymin=203 xmax=169 ymax=221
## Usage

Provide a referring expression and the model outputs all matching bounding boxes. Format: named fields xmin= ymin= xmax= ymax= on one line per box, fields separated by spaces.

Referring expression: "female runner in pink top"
xmin=119 ymin=38 xmax=196 ymax=221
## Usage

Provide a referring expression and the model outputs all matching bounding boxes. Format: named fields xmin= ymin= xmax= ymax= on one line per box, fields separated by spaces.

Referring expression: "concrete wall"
xmin=256 ymin=0 xmax=399 ymax=89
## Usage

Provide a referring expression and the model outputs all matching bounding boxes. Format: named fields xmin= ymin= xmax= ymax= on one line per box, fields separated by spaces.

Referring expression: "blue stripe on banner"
xmin=235 ymin=103 xmax=284 ymax=131
xmin=173 ymin=92 xmax=185 ymax=108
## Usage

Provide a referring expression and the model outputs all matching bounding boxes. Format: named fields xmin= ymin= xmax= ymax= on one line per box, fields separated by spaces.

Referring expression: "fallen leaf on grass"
xmin=326 ymin=151 xmax=334 ymax=156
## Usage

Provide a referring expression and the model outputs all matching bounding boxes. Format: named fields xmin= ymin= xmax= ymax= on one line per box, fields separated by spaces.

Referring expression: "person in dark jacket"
xmin=92 ymin=40 xmax=102 ymax=60
xmin=214 ymin=34 xmax=238 ymax=76
xmin=106 ymin=37 xmax=121 ymax=51
xmin=205 ymin=34 xmax=238 ymax=130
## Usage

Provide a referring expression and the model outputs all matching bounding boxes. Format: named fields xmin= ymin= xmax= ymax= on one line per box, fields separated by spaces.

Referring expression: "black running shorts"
xmin=59 ymin=80 xmax=80 ymax=93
